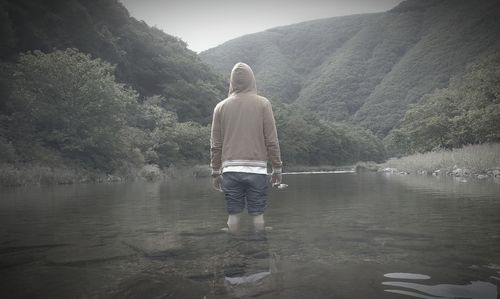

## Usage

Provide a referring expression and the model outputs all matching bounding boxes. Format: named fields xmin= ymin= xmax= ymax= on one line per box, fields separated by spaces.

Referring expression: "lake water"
xmin=1 ymin=173 xmax=499 ymax=298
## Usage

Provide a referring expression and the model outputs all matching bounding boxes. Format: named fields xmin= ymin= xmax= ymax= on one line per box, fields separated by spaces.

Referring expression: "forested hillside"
xmin=0 ymin=0 xmax=227 ymax=181
xmin=0 ymin=0 xmax=225 ymax=123
xmin=0 ymin=0 xmax=387 ymax=185
xmin=201 ymin=0 xmax=500 ymax=137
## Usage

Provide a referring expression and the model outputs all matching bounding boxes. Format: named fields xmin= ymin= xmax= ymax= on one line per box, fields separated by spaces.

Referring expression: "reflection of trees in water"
xmin=382 ymin=173 xmax=500 ymax=198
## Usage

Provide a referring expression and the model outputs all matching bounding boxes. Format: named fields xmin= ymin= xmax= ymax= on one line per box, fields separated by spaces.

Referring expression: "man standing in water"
xmin=210 ymin=62 xmax=283 ymax=233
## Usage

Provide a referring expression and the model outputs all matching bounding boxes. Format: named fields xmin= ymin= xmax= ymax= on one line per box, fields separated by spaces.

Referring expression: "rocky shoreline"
xmin=378 ymin=166 xmax=500 ymax=181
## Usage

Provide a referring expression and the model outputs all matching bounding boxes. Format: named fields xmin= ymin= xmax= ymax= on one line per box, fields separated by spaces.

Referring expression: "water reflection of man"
xmin=210 ymin=62 xmax=283 ymax=233
xmin=222 ymin=231 xmax=277 ymax=297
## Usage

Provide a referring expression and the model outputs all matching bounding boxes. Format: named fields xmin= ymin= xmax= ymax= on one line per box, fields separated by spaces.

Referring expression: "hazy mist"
xmin=119 ymin=0 xmax=403 ymax=52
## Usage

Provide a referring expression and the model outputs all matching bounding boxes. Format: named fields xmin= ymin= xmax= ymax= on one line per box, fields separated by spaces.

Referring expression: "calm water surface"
xmin=1 ymin=173 xmax=499 ymax=298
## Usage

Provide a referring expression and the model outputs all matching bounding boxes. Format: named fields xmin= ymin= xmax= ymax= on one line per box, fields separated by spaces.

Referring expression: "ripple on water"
xmin=384 ymin=273 xmax=431 ymax=280
xmin=382 ymin=272 xmax=498 ymax=299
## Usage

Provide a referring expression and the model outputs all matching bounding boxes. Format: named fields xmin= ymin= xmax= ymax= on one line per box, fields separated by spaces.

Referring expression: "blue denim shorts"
xmin=221 ymin=172 xmax=268 ymax=216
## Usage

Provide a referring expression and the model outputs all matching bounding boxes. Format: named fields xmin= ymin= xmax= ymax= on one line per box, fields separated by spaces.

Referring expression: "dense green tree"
xmin=174 ymin=122 xmax=210 ymax=163
xmin=126 ymin=95 xmax=179 ymax=167
xmin=0 ymin=48 xmax=223 ymax=171
xmin=390 ymin=90 xmax=458 ymax=153
xmin=457 ymin=55 xmax=500 ymax=144
xmin=390 ymin=54 xmax=500 ymax=154
xmin=5 ymin=49 xmax=137 ymax=170
xmin=273 ymin=100 xmax=386 ymax=165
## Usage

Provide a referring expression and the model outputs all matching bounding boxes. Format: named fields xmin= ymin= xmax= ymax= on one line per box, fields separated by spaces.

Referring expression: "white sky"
xmin=119 ymin=0 xmax=404 ymax=53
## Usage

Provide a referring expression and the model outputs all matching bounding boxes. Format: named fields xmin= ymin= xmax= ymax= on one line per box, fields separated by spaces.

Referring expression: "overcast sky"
xmin=119 ymin=0 xmax=404 ymax=53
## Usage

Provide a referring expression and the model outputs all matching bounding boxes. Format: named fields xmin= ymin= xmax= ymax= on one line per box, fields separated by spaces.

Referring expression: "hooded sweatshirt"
xmin=210 ymin=62 xmax=282 ymax=175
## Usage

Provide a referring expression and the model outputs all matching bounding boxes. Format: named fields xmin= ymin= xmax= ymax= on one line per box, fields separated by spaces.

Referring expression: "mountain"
xmin=0 ymin=0 xmax=225 ymax=123
xmin=0 ymin=0 xmax=388 ymax=177
xmin=200 ymin=0 xmax=500 ymax=136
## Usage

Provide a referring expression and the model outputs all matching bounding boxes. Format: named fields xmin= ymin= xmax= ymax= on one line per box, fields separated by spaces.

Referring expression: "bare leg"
xmin=227 ymin=213 xmax=242 ymax=234
xmin=253 ymin=214 xmax=265 ymax=232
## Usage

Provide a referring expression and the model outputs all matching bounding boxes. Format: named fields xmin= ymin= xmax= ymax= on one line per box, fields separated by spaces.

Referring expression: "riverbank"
xmin=377 ymin=143 xmax=500 ymax=180
xmin=0 ymin=162 xmax=355 ymax=187
xmin=0 ymin=163 xmax=213 ymax=187
xmin=0 ymin=163 xmax=130 ymax=187
xmin=5 ymin=143 xmax=498 ymax=187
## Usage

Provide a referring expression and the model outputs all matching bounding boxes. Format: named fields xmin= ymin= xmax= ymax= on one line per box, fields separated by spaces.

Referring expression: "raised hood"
xmin=228 ymin=62 xmax=257 ymax=96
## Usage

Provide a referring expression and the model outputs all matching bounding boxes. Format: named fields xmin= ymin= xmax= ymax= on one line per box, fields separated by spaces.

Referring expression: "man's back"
xmin=215 ymin=93 xmax=273 ymax=166
xmin=210 ymin=63 xmax=281 ymax=174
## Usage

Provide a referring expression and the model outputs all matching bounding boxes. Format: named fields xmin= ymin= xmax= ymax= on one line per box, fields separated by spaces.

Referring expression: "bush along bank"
xmin=377 ymin=143 xmax=500 ymax=181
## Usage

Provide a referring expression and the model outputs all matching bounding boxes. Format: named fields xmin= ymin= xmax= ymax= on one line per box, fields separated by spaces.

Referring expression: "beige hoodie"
xmin=210 ymin=62 xmax=282 ymax=175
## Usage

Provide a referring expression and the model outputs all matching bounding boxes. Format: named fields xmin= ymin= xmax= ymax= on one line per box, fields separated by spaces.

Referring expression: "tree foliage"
xmin=0 ymin=49 xmax=213 ymax=171
xmin=273 ymin=100 xmax=386 ymax=165
xmin=389 ymin=54 xmax=500 ymax=154
xmin=5 ymin=49 xmax=136 ymax=170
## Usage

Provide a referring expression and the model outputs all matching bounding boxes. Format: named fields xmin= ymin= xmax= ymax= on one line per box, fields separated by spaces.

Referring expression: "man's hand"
xmin=212 ymin=174 xmax=223 ymax=192
xmin=270 ymin=171 xmax=282 ymax=186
